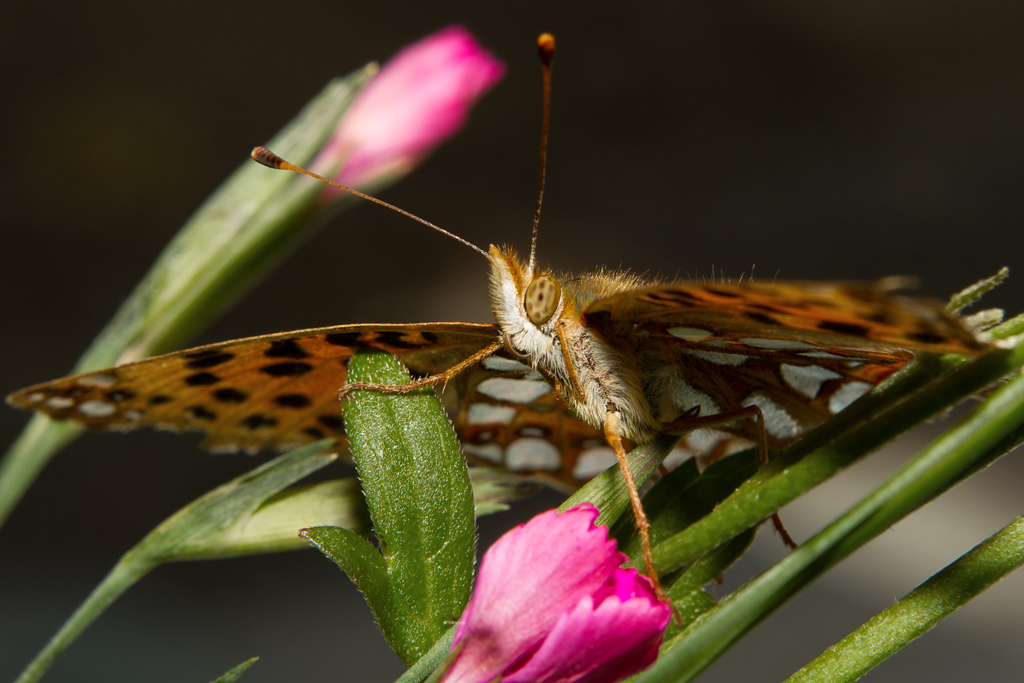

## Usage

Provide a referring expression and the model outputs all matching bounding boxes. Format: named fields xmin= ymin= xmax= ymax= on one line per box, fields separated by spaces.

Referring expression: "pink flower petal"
xmin=315 ymin=26 xmax=504 ymax=188
xmin=503 ymin=590 xmax=670 ymax=683
xmin=443 ymin=505 xmax=628 ymax=683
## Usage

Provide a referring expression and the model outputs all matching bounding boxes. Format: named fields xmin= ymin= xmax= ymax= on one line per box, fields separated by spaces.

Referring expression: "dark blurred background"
xmin=2 ymin=2 xmax=1022 ymax=681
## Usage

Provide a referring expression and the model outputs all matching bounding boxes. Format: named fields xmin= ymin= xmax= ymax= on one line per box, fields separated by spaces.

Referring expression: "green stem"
xmin=633 ymin=358 xmax=1024 ymax=683
xmin=786 ymin=515 xmax=1024 ymax=683
xmin=15 ymin=555 xmax=155 ymax=683
xmin=650 ymin=344 xmax=1024 ymax=575
xmin=394 ymin=627 xmax=457 ymax=683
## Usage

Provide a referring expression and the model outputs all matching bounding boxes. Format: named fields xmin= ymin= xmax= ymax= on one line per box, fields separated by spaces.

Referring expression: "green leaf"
xmin=946 ymin=266 xmax=1009 ymax=313
xmin=468 ymin=468 xmax=540 ymax=516
xmin=393 ymin=626 xmax=458 ymax=683
xmin=302 ymin=524 xmax=394 ymax=624
xmin=785 ymin=515 xmax=1024 ymax=683
xmin=209 ymin=657 xmax=259 ymax=683
xmin=615 ymin=448 xmax=759 ymax=556
xmin=229 ymin=478 xmax=371 ymax=555
xmin=990 ymin=310 xmax=1024 ymax=340
xmin=327 ymin=350 xmax=476 ymax=665
xmin=664 ymin=528 xmax=757 ymax=638
xmin=138 ymin=441 xmax=338 ymax=561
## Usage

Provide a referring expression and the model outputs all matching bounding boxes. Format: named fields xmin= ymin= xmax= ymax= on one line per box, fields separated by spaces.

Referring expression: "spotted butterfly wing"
xmin=7 ymin=323 xmax=499 ymax=453
xmin=6 ymin=279 xmax=985 ymax=486
xmin=448 ymin=356 xmax=606 ymax=491
xmin=578 ymin=278 xmax=983 ymax=445
xmin=586 ymin=279 xmax=982 ymax=353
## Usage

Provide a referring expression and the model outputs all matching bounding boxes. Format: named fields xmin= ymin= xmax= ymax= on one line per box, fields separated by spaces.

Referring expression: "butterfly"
xmin=4 ymin=34 xmax=989 ymax=595
xmin=6 ymin=264 xmax=987 ymax=488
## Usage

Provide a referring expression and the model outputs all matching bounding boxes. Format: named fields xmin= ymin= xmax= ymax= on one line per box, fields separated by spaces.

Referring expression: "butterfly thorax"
xmin=487 ymin=245 xmax=663 ymax=443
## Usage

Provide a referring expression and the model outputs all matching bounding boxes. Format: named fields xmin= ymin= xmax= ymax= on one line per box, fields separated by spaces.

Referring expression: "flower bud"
xmin=441 ymin=504 xmax=671 ymax=683
xmin=314 ymin=25 xmax=505 ymax=189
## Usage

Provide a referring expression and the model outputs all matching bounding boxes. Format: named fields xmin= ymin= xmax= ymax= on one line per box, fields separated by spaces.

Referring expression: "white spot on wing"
xmin=77 ymin=373 xmax=117 ymax=387
xmin=828 ymin=381 xmax=873 ymax=414
xmin=467 ymin=403 xmax=516 ymax=425
xmin=670 ymin=377 xmax=720 ymax=416
xmin=800 ymin=351 xmax=845 ymax=360
xmin=740 ymin=338 xmax=818 ymax=350
xmin=685 ymin=428 xmax=729 ymax=454
xmin=123 ymin=410 xmax=143 ymax=421
xmin=506 ymin=438 xmax=560 ymax=471
xmin=573 ymin=447 xmax=618 ymax=479
xmin=78 ymin=400 xmax=116 ymax=418
xmin=517 ymin=427 xmax=547 ymax=438
xmin=476 ymin=378 xmax=550 ymax=404
xmin=668 ymin=327 xmax=713 ymax=341
xmin=464 ymin=443 xmax=504 ymax=463
xmin=482 ymin=357 xmax=532 ymax=373
xmin=743 ymin=393 xmax=803 ymax=439
xmin=26 ymin=392 xmax=45 ymax=403
xmin=781 ymin=364 xmax=842 ymax=399
xmin=662 ymin=448 xmax=694 ymax=470
xmin=45 ymin=397 xmax=74 ymax=409
xmin=684 ymin=349 xmax=748 ymax=366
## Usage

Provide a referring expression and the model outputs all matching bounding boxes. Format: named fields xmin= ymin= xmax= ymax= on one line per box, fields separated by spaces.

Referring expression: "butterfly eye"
xmin=524 ymin=275 xmax=562 ymax=325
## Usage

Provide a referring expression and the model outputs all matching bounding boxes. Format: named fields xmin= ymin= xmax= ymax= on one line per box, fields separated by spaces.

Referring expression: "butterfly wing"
xmin=7 ymin=323 xmax=501 ymax=454
xmin=7 ymin=280 xmax=988 ymax=485
xmin=585 ymin=279 xmax=984 ymax=354
xmin=443 ymin=355 xmax=607 ymax=491
xmin=581 ymin=279 xmax=986 ymax=449
xmin=8 ymin=321 xmax=632 ymax=488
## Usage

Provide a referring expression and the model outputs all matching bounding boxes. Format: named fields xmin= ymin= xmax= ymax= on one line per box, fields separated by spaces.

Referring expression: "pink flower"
xmin=440 ymin=505 xmax=671 ymax=683
xmin=315 ymin=26 xmax=504 ymax=188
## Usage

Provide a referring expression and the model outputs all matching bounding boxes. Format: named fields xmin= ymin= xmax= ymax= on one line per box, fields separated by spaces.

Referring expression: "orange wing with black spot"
xmin=7 ymin=323 xmax=500 ymax=453
xmin=584 ymin=279 xmax=984 ymax=354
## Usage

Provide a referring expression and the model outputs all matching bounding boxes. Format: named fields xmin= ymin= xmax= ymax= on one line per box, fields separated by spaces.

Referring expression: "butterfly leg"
xmin=604 ymin=410 xmax=666 ymax=602
xmin=662 ymin=406 xmax=798 ymax=550
xmin=338 ymin=340 xmax=503 ymax=400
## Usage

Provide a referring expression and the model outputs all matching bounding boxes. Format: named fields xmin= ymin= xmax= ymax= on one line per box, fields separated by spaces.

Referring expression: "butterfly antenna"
xmin=527 ymin=33 xmax=556 ymax=274
xmin=250 ymin=147 xmax=489 ymax=258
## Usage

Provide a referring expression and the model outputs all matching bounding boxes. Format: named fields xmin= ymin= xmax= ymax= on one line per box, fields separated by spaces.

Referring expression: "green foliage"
xmin=303 ymin=351 xmax=475 ymax=665
xmin=786 ymin=515 xmax=1024 ymax=682
xmin=209 ymin=657 xmax=259 ymax=683
xmin=629 ymin=349 xmax=1024 ymax=683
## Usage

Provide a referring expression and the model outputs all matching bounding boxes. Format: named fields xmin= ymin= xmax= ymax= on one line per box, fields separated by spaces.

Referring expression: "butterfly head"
xmin=488 ymin=245 xmax=567 ymax=364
